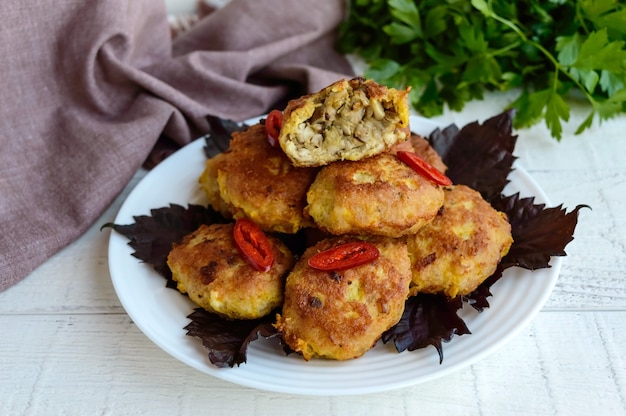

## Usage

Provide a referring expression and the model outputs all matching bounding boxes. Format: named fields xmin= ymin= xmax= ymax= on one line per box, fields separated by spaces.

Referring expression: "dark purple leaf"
xmin=102 ymin=204 xmax=227 ymax=287
xmin=429 ymin=110 xmax=518 ymax=201
xmin=184 ymin=308 xmax=280 ymax=368
xmin=491 ymin=193 xmax=590 ymax=270
xmin=382 ymin=295 xmax=470 ymax=363
xmin=204 ymin=116 xmax=248 ymax=158
xmin=464 ymin=194 xmax=590 ymax=310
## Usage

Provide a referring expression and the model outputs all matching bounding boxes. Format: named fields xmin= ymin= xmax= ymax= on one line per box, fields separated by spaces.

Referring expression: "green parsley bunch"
xmin=337 ymin=0 xmax=626 ymax=139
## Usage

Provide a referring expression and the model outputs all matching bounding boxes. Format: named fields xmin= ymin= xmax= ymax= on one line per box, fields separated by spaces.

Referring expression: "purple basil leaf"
xmin=464 ymin=194 xmax=590 ymax=310
xmin=204 ymin=116 xmax=248 ymax=158
xmin=429 ymin=110 xmax=518 ymax=202
xmin=491 ymin=193 xmax=590 ymax=270
xmin=382 ymin=295 xmax=470 ymax=363
xmin=102 ymin=204 xmax=226 ymax=286
xmin=184 ymin=308 xmax=280 ymax=368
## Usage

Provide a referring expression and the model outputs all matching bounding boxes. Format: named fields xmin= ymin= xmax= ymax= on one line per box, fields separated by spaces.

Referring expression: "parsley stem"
xmin=489 ymin=41 xmax=522 ymax=58
xmin=486 ymin=8 xmax=597 ymax=106
xmin=488 ymin=14 xmax=558 ymax=68
xmin=575 ymin=2 xmax=591 ymax=35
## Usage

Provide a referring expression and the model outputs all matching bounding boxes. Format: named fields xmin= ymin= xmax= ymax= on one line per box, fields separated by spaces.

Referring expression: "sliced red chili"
xmin=396 ymin=150 xmax=452 ymax=186
xmin=233 ymin=218 xmax=274 ymax=272
xmin=308 ymin=241 xmax=380 ymax=271
xmin=265 ymin=110 xmax=283 ymax=148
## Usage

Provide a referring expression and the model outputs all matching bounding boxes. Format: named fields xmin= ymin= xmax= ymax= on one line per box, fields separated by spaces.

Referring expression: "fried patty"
xmin=167 ymin=223 xmax=295 ymax=320
xmin=407 ymin=185 xmax=513 ymax=298
xmin=275 ymin=235 xmax=412 ymax=360
xmin=409 ymin=134 xmax=447 ymax=173
xmin=199 ymin=123 xmax=318 ymax=234
xmin=278 ymin=77 xmax=410 ymax=167
xmin=199 ymin=152 xmax=232 ymax=218
xmin=391 ymin=133 xmax=447 ymax=174
xmin=305 ymin=153 xmax=445 ymax=237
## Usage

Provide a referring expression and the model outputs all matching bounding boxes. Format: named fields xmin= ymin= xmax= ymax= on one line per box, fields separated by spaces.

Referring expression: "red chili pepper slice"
xmin=396 ymin=150 xmax=453 ymax=186
xmin=233 ymin=218 xmax=274 ymax=272
xmin=308 ymin=241 xmax=380 ymax=271
xmin=265 ymin=110 xmax=283 ymax=148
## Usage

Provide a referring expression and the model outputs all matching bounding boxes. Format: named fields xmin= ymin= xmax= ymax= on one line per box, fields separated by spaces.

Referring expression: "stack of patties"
xmin=169 ymin=77 xmax=513 ymax=362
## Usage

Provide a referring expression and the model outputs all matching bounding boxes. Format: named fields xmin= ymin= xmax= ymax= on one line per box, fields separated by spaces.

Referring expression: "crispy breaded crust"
xmin=278 ymin=77 xmax=410 ymax=167
xmin=390 ymin=133 xmax=448 ymax=173
xmin=199 ymin=152 xmax=233 ymax=219
xmin=167 ymin=223 xmax=295 ymax=320
xmin=275 ymin=235 xmax=411 ymax=360
xmin=408 ymin=134 xmax=447 ymax=173
xmin=407 ymin=185 xmax=513 ymax=298
xmin=199 ymin=123 xmax=319 ymax=234
xmin=305 ymin=153 xmax=445 ymax=237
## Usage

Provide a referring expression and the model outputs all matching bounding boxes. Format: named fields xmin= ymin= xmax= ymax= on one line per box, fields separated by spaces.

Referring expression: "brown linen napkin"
xmin=0 ymin=0 xmax=353 ymax=291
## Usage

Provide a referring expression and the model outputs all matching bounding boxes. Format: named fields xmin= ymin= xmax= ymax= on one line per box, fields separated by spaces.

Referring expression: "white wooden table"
xmin=1 ymin=90 xmax=625 ymax=415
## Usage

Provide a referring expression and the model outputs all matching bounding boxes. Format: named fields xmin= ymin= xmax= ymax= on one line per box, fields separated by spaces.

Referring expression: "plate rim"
xmin=107 ymin=115 xmax=559 ymax=395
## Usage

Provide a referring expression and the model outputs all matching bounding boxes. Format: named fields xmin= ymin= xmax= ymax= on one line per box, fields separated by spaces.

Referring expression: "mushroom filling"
xmin=288 ymin=87 xmax=405 ymax=160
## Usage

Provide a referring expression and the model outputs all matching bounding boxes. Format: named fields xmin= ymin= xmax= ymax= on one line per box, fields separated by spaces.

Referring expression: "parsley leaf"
xmin=384 ymin=0 xmax=422 ymax=43
xmin=338 ymin=0 xmax=626 ymax=140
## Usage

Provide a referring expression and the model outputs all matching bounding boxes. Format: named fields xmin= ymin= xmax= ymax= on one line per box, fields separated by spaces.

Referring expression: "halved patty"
xmin=278 ymin=77 xmax=410 ymax=167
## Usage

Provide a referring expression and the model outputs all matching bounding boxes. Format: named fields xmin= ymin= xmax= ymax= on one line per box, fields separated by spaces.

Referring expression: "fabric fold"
xmin=0 ymin=0 xmax=353 ymax=291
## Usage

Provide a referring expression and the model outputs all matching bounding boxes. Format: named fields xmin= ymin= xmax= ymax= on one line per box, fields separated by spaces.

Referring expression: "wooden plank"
xmin=1 ymin=312 xmax=624 ymax=415
xmin=530 ymin=170 xmax=626 ymax=310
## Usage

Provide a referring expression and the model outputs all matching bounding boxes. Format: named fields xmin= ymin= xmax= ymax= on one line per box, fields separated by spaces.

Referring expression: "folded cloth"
xmin=0 ymin=0 xmax=353 ymax=291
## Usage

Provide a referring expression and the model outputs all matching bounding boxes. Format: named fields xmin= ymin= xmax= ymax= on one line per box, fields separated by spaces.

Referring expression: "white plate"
xmin=108 ymin=115 xmax=559 ymax=395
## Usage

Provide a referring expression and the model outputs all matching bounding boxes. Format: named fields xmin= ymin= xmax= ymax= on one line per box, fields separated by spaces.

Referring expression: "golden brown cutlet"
xmin=167 ymin=223 xmax=295 ymax=320
xmin=199 ymin=123 xmax=319 ymax=234
xmin=305 ymin=152 xmax=445 ymax=237
xmin=391 ymin=133 xmax=448 ymax=174
xmin=275 ymin=235 xmax=412 ymax=361
xmin=407 ymin=184 xmax=513 ymax=298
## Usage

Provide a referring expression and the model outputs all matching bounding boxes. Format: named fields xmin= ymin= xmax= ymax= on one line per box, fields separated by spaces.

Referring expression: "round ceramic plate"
xmin=107 ymin=116 xmax=560 ymax=395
